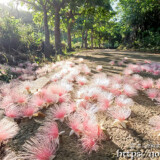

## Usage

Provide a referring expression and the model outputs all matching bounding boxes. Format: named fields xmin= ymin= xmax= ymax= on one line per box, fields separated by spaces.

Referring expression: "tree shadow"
xmin=132 ymin=91 xmax=157 ymax=107
xmin=55 ymin=122 xmax=120 ymax=160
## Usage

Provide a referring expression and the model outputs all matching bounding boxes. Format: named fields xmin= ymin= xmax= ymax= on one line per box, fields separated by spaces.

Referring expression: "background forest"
xmin=0 ymin=0 xmax=160 ymax=59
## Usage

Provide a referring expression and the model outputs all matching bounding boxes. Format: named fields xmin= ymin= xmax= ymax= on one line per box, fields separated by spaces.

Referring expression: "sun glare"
xmin=0 ymin=0 xmax=11 ymax=5
xmin=0 ymin=0 xmax=29 ymax=11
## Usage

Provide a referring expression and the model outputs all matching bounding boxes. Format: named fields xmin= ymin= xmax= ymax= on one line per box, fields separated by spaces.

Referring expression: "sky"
xmin=111 ymin=0 xmax=119 ymax=11
xmin=0 ymin=0 xmax=28 ymax=11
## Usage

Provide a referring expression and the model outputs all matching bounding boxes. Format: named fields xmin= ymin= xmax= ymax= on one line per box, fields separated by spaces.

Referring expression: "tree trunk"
xmin=91 ymin=29 xmax=93 ymax=49
xmin=81 ymin=30 xmax=84 ymax=48
xmin=43 ymin=5 xmax=52 ymax=57
xmin=99 ymin=38 xmax=101 ymax=48
xmin=85 ymin=30 xmax=88 ymax=49
xmin=67 ymin=22 xmax=72 ymax=51
xmin=54 ymin=7 xmax=62 ymax=55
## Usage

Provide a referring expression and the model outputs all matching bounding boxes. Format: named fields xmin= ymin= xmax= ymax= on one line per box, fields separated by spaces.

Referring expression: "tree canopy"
xmin=0 ymin=0 xmax=159 ymax=56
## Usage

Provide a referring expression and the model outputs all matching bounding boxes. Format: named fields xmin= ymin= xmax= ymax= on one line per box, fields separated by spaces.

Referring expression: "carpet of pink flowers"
xmin=0 ymin=57 xmax=160 ymax=160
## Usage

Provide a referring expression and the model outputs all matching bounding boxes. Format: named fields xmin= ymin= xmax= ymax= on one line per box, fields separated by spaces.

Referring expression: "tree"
xmin=118 ymin=0 xmax=160 ymax=48
xmin=72 ymin=0 xmax=111 ymax=49
xmin=16 ymin=0 xmax=52 ymax=57
xmin=47 ymin=0 xmax=70 ymax=54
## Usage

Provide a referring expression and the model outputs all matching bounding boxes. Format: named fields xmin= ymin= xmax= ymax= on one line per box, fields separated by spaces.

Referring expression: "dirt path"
xmin=71 ymin=49 xmax=160 ymax=76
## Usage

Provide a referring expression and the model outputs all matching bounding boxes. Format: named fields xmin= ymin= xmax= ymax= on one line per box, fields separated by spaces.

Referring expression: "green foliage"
xmin=19 ymin=24 xmax=42 ymax=52
xmin=0 ymin=13 xmax=42 ymax=53
xmin=0 ymin=68 xmax=17 ymax=83
xmin=116 ymin=0 xmax=160 ymax=51
xmin=0 ymin=0 xmax=159 ymax=55
xmin=0 ymin=16 xmax=21 ymax=52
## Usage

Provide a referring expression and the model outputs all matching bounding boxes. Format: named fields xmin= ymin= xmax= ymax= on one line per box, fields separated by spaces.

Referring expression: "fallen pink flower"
xmin=98 ymin=92 xmax=114 ymax=110
xmin=80 ymin=136 xmax=99 ymax=154
xmin=96 ymin=65 xmax=102 ymax=72
xmin=0 ymin=118 xmax=19 ymax=141
xmin=49 ymin=105 xmax=67 ymax=122
xmin=21 ymin=137 xmax=57 ymax=160
xmin=141 ymin=78 xmax=154 ymax=90
xmin=109 ymin=61 xmax=115 ymax=66
xmin=76 ymin=76 xmax=88 ymax=85
xmin=149 ymin=116 xmax=160 ymax=131
xmin=108 ymin=106 xmax=131 ymax=128
xmin=123 ymin=84 xmax=137 ymax=97
xmin=115 ymin=95 xmax=134 ymax=107
xmin=146 ymin=89 xmax=159 ymax=100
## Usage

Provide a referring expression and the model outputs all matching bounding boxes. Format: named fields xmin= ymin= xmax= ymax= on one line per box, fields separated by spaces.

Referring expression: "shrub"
xmin=0 ymin=16 xmax=20 ymax=53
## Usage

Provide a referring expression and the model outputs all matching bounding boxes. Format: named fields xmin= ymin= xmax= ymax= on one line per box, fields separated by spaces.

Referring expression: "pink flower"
xmin=44 ymin=92 xmax=59 ymax=105
xmin=65 ymin=102 xmax=76 ymax=114
xmin=22 ymin=105 xmax=38 ymax=118
xmin=58 ymin=94 xmax=70 ymax=103
xmin=79 ymin=58 xmax=84 ymax=63
xmin=83 ymin=119 xmax=105 ymax=141
xmin=51 ymin=73 xmax=62 ymax=82
xmin=0 ymin=84 xmax=11 ymax=97
xmin=115 ymin=95 xmax=134 ymax=107
xmin=112 ymin=75 xmax=123 ymax=84
xmin=50 ymin=105 xmax=67 ymax=122
xmin=110 ymin=83 xmax=122 ymax=96
xmin=131 ymin=74 xmax=143 ymax=82
xmin=63 ymin=74 xmax=75 ymax=82
xmin=38 ymin=121 xmax=59 ymax=141
xmin=156 ymin=79 xmax=160 ymax=89
xmin=149 ymin=116 xmax=160 ymax=131
xmin=128 ymin=64 xmax=140 ymax=73
xmin=77 ymin=87 xmax=90 ymax=100
xmin=31 ymin=96 xmax=45 ymax=108
xmin=0 ymin=96 xmax=13 ymax=109
xmin=68 ymin=115 xmax=83 ymax=136
xmin=82 ymin=64 xmax=91 ymax=75
xmin=123 ymin=68 xmax=133 ymax=75
xmin=85 ymin=87 xmax=102 ymax=100
xmin=108 ymin=106 xmax=131 ymax=121
xmin=146 ymin=89 xmax=159 ymax=100
xmin=50 ymin=85 xmax=67 ymax=96
xmin=118 ymin=61 xmax=124 ymax=66
xmin=21 ymin=137 xmax=57 ymax=160
xmin=13 ymin=93 xmax=27 ymax=104
xmin=5 ymin=105 xmax=21 ymax=118
xmin=96 ymin=65 xmax=102 ymax=72
xmin=15 ymin=67 xmax=22 ymax=74
xmin=144 ymin=60 xmax=151 ymax=64
xmin=36 ymin=89 xmax=47 ymax=98
xmin=93 ymin=74 xmax=110 ymax=90
xmin=98 ymin=92 xmax=114 ymax=110
xmin=76 ymin=76 xmax=88 ymax=85
xmin=0 ymin=118 xmax=19 ymax=141
xmin=58 ymin=80 xmax=73 ymax=92
xmin=76 ymin=99 xmax=90 ymax=109
xmin=109 ymin=61 xmax=115 ymax=66
xmin=23 ymin=81 xmax=32 ymax=92
xmin=80 ymin=136 xmax=99 ymax=153
xmin=123 ymin=84 xmax=137 ymax=97
xmin=141 ymin=78 xmax=154 ymax=90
